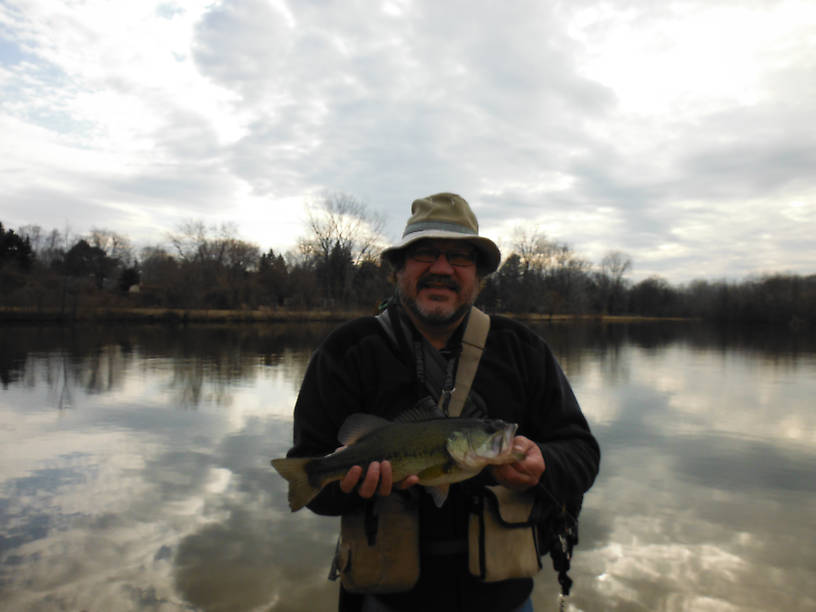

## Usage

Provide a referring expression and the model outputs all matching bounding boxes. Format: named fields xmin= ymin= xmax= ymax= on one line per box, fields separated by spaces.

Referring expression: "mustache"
xmin=417 ymin=274 xmax=460 ymax=292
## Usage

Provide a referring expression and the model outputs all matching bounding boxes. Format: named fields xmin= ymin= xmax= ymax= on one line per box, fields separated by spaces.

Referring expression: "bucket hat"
xmin=381 ymin=193 xmax=501 ymax=273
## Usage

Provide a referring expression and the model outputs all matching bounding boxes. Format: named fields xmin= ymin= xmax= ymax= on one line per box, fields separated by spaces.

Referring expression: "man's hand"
xmin=491 ymin=435 xmax=546 ymax=491
xmin=339 ymin=460 xmax=420 ymax=498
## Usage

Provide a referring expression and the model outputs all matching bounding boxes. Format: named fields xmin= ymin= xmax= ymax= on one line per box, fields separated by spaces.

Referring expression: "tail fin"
xmin=270 ymin=457 xmax=319 ymax=512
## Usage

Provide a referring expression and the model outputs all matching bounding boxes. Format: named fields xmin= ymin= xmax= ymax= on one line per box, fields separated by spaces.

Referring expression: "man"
xmin=287 ymin=193 xmax=600 ymax=611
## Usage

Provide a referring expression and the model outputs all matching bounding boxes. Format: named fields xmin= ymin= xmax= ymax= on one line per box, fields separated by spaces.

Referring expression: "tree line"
xmin=1 ymin=195 xmax=813 ymax=327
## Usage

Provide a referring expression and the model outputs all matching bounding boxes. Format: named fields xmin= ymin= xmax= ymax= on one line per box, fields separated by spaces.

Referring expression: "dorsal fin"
xmin=337 ymin=413 xmax=391 ymax=445
xmin=392 ymin=400 xmax=446 ymax=424
xmin=337 ymin=402 xmax=446 ymax=445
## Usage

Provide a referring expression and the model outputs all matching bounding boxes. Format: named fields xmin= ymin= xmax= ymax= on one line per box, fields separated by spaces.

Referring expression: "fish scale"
xmin=272 ymin=413 xmax=522 ymax=511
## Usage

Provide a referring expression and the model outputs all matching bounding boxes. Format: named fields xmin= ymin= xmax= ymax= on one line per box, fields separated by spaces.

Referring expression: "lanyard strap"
xmin=377 ymin=304 xmax=490 ymax=417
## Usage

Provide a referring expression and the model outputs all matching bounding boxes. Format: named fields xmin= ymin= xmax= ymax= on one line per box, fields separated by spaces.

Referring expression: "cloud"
xmin=1 ymin=0 xmax=814 ymax=281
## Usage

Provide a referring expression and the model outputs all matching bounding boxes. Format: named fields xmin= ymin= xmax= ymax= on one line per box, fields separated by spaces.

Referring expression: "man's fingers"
xmin=340 ymin=465 xmax=363 ymax=493
xmin=377 ymin=460 xmax=393 ymax=496
xmin=494 ymin=469 xmax=534 ymax=490
xmin=511 ymin=435 xmax=536 ymax=458
xmin=340 ymin=462 xmax=419 ymax=497
xmin=397 ymin=475 xmax=420 ymax=490
xmin=492 ymin=440 xmax=546 ymax=491
xmin=357 ymin=461 xmax=381 ymax=498
xmin=493 ymin=463 xmax=528 ymax=482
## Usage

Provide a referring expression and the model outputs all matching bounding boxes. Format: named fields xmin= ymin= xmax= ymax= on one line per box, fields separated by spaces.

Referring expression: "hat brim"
xmin=381 ymin=229 xmax=501 ymax=274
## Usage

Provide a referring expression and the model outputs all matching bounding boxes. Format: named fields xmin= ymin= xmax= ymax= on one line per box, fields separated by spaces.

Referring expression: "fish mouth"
xmin=489 ymin=421 xmax=518 ymax=455
xmin=501 ymin=422 xmax=518 ymax=452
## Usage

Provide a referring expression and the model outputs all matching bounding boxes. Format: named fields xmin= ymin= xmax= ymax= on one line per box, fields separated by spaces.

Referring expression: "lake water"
xmin=1 ymin=321 xmax=814 ymax=612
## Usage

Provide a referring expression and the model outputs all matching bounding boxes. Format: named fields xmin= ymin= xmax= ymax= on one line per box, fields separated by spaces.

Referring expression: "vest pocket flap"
xmin=468 ymin=485 xmax=543 ymax=582
xmin=485 ymin=485 xmax=536 ymax=526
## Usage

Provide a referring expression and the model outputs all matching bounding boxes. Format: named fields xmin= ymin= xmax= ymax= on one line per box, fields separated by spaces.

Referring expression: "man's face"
xmin=395 ymin=238 xmax=481 ymax=328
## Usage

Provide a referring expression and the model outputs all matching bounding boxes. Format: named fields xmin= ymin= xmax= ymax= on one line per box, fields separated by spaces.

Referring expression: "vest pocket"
xmin=467 ymin=485 xmax=542 ymax=582
xmin=331 ymin=492 xmax=421 ymax=593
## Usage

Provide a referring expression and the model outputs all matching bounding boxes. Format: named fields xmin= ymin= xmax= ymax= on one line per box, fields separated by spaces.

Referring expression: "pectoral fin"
xmin=425 ymin=484 xmax=450 ymax=508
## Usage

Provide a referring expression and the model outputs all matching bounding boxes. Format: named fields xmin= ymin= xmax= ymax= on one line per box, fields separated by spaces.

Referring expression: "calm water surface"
xmin=1 ymin=322 xmax=814 ymax=611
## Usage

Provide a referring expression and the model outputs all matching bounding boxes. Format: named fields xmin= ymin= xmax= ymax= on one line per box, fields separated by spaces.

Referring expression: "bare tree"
xmin=299 ymin=192 xmax=386 ymax=266
xmin=601 ymin=251 xmax=632 ymax=283
xmin=89 ymin=228 xmax=133 ymax=265
xmin=165 ymin=220 xmax=260 ymax=307
xmin=510 ymin=226 xmax=584 ymax=277
xmin=17 ymin=225 xmax=44 ymax=253
xmin=505 ymin=226 xmax=591 ymax=313
xmin=167 ymin=220 xmax=258 ymax=268
xmin=599 ymin=251 xmax=632 ymax=314
xmin=297 ymin=193 xmax=387 ymax=304
xmin=510 ymin=226 xmax=557 ymax=274
xmin=140 ymin=246 xmax=178 ymax=286
xmin=168 ymin=220 xmax=209 ymax=264
xmin=18 ymin=224 xmax=71 ymax=268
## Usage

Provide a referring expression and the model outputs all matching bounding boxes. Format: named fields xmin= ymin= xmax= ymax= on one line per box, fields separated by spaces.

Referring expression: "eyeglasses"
xmin=407 ymin=246 xmax=477 ymax=267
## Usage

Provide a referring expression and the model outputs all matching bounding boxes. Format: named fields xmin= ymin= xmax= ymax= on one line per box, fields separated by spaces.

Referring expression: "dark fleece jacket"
xmin=287 ymin=310 xmax=600 ymax=612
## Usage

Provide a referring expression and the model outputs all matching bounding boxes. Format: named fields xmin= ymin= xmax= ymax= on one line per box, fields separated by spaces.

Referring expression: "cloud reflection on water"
xmin=556 ymin=330 xmax=816 ymax=612
xmin=0 ymin=323 xmax=814 ymax=611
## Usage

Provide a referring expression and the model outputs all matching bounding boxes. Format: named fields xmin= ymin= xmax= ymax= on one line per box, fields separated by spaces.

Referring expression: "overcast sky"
xmin=2 ymin=0 xmax=814 ymax=283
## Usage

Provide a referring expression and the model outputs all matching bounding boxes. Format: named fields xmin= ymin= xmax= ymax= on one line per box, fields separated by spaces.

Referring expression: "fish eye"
xmin=486 ymin=419 xmax=504 ymax=432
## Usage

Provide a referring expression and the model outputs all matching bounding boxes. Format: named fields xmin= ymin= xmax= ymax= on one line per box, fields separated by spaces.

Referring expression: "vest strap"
xmin=444 ymin=307 xmax=490 ymax=417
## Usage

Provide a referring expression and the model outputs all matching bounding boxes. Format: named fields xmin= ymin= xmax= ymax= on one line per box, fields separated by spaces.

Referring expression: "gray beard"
xmin=399 ymin=290 xmax=472 ymax=328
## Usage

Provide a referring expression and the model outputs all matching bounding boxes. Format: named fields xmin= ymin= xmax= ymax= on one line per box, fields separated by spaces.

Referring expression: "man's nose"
xmin=428 ymin=252 xmax=456 ymax=273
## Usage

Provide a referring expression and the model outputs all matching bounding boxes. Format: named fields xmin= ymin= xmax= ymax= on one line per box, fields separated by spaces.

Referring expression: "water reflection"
xmin=0 ymin=322 xmax=815 ymax=611
xmin=2 ymin=324 xmax=334 ymax=410
xmin=548 ymin=324 xmax=816 ymax=612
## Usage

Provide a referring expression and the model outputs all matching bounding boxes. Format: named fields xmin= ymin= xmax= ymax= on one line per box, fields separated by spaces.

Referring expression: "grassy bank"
xmin=0 ymin=306 xmax=368 ymax=324
xmin=0 ymin=306 xmax=693 ymax=324
xmin=512 ymin=313 xmax=694 ymax=323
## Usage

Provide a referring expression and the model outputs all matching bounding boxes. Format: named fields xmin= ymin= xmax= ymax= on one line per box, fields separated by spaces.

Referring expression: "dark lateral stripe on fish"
xmin=271 ymin=416 xmax=521 ymax=511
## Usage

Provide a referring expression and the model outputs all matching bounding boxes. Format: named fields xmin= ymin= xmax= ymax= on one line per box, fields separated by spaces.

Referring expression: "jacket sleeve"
xmin=527 ymin=338 xmax=600 ymax=502
xmin=287 ymin=336 xmax=368 ymax=516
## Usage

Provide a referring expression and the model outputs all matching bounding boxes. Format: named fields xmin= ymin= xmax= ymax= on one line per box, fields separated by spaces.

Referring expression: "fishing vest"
xmin=329 ymin=306 xmax=557 ymax=595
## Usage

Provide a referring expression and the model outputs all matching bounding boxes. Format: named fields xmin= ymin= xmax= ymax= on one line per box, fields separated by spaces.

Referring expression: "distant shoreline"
xmin=0 ymin=306 xmax=693 ymax=325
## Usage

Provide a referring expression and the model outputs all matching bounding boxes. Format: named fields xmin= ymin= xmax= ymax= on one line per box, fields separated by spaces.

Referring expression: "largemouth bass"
xmin=271 ymin=410 xmax=522 ymax=511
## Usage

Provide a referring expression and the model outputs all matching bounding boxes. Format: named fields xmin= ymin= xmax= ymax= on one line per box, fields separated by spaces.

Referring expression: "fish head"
xmin=446 ymin=419 xmax=519 ymax=469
